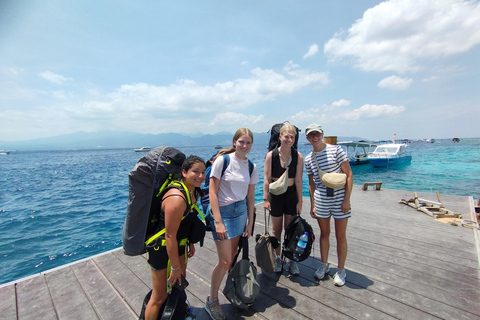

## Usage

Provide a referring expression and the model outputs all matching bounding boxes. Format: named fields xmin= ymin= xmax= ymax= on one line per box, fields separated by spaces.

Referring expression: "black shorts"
xmin=269 ymin=185 xmax=298 ymax=217
xmin=147 ymin=244 xmax=187 ymax=271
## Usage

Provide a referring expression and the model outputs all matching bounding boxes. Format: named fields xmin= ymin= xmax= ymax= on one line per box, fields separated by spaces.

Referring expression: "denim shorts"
xmin=211 ymin=199 xmax=247 ymax=241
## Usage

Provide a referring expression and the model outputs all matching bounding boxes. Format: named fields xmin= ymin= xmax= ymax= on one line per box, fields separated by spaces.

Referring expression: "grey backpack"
xmin=122 ymin=146 xmax=186 ymax=256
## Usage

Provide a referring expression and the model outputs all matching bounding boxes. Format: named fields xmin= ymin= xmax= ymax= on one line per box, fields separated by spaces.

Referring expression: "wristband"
xmin=171 ymin=265 xmax=181 ymax=271
xmin=263 ymin=198 xmax=268 ymax=201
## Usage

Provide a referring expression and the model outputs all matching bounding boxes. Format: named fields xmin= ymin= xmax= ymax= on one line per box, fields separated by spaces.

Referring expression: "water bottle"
xmin=293 ymin=232 xmax=309 ymax=261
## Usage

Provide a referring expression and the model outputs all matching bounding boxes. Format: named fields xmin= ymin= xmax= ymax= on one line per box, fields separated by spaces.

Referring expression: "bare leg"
xmin=210 ymin=236 xmax=240 ymax=299
xmin=317 ymin=217 xmax=331 ymax=264
xmin=334 ymin=218 xmax=348 ymax=269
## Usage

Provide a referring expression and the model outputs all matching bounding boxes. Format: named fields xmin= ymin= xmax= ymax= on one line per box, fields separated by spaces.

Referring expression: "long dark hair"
xmin=181 ymin=155 xmax=206 ymax=197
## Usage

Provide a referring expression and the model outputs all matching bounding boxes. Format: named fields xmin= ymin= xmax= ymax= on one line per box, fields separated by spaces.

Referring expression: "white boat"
xmin=337 ymin=141 xmax=377 ymax=166
xmin=0 ymin=150 xmax=10 ymax=155
xmin=366 ymin=143 xmax=412 ymax=168
xmin=133 ymin=146 xmax=151 ymax=152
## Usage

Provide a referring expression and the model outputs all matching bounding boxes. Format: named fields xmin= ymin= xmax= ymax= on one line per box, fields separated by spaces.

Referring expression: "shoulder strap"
xmin=221 ymin=154 xmax=230 ymax=177
xmin=221 ymin=153 xmax=254 ymax=177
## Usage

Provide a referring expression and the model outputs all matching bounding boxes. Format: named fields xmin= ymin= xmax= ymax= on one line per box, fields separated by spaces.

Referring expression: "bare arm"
xmin=308 ymin=174 xmax=316 ymax=218
xmin=163 ymin=189 xmax=187 ymax=284
xmin=295 ymin=152 xmax=304 ymax=214
xmin=263 ymin=151 xmax=273 ymax=210
xmin=340 ymin=160 xmax=353 ymax=213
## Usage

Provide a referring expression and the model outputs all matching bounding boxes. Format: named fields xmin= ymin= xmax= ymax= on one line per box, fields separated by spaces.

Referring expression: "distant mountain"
xmin=0 ymin=131 xmax=365 ymax=151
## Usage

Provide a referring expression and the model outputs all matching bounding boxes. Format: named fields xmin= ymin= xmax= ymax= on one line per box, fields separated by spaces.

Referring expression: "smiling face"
xmin=306 ymin=131 xmax=324 ymax=149
xmin=182 ymin=161 xmax=206 ymax=189
xmin=280 ymin=129 xmax=296 ymax=149
xmin=234 ymin=134 xmax=253 ymax=158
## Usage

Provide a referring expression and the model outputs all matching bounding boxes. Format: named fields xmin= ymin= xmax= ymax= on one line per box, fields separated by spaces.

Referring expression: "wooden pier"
xmin=1 ymin=186 xmax=479 ymax=319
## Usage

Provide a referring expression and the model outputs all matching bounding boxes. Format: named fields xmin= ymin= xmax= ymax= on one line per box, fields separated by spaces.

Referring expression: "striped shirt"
xmin=305 ymin=144 xmax=350 ymax=218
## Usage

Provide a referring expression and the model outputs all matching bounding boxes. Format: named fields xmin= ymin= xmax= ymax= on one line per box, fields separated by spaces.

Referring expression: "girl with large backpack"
xmin=263 ymin=123 xmax=304 ymax=275
xmin=144 ymin=156 xmax=206 ymax=320
xmin=205 ymin=128 xmax=259 ymax=320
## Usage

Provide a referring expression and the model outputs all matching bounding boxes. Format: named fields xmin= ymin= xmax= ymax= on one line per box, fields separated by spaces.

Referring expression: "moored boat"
xmin=338 ymin=141 xmax=377 ymax=166
xmin=366 ymin=143 xmax=412 ymax=168
xmin=133 ymin=146 xmax=151 ymax=152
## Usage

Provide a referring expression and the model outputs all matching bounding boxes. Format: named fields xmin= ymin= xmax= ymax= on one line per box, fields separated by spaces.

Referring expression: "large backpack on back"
xmin=282 ymin=215 xmax=315 ymax=262
xmin=122 ymin=146 xmax=186 ymax=256
xmin=268 ymin=122 xmax=301 ymax=151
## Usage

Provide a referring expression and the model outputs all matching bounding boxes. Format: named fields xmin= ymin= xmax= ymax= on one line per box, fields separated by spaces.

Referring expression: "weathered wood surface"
xmin=1 ymin=186 xmax=479 ymax=320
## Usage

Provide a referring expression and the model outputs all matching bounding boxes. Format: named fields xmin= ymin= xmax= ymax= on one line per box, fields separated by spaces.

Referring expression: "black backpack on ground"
xmin=282 ymin=215 xmax=315 ymax=262
xmin=122 ymin=146 xmax=186 ymax=256
xmin=138 ymin=288 xmax=191 ymax=320
xmin=268 ymin=121 xmax=301 ymax=151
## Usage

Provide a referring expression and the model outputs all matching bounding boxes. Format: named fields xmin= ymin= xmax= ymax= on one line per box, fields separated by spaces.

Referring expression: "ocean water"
xmin=1 ymin=138 xmax=479 ymax=285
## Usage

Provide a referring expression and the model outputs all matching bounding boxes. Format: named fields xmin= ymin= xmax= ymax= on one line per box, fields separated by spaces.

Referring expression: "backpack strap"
xmin=221 ymin=153 xmax=254 ymax=178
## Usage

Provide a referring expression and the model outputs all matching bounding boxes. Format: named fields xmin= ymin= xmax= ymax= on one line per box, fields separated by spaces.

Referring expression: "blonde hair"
xmin=280 ymin=123 xmax=297 ymax=137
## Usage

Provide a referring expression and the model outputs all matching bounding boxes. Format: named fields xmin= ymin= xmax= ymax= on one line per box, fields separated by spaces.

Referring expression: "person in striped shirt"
xmin=304 ymin=123 xmax=353 ymax=287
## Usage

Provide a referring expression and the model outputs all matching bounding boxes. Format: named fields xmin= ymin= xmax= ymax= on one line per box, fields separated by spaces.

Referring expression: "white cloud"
xmin=303 ymin=44 xmax=319 ymax=59
xmin=342 ymin=104 xmax=406 ymax=120
xmin=331 ymin=99 xmax=351 ymax=108
xmin=2 ymin=63 xmax=329 ymax=139
xmin=324 ymin=0 xmax=480 ymax=74
xmin=378 ymin=75 xmax=413 ymax=90
xmin=422 ymin=76 xmax=439 ymax=82
xmin=39 ymin=71 xmax=71 ymax=85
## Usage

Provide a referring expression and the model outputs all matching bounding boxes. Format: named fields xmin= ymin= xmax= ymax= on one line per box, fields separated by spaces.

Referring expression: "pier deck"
xmin=1 ymin=186 xmax=479 ymax=320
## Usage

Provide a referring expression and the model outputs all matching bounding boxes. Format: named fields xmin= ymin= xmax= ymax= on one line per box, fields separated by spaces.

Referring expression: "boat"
xmin=133 ymin=146 xmax=151 ymax=152
xmin=337 ymin=141 xmax=377 ymax=166
xmin=366 ymin=143 xmax=412 ymax=168
xmin=0 ymin=150 xmax=10 ymax=155
xmin=214 ymin=145 xmax=223 ymax=149
xmin=452 ymin=138 xmax=460 ymax=143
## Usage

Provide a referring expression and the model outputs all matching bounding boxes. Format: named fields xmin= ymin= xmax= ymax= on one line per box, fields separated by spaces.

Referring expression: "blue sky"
xmin=1 ymin=0 xmax=479 ymax=141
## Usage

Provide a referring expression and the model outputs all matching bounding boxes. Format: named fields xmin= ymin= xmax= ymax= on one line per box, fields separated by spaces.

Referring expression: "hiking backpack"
xmin=122 ymin=146 xmax=186 ymax=256
xmin=282 ymin=215 xmax=315 ymax=262
xmin=268 ymin=121 xmax=301 ymax=151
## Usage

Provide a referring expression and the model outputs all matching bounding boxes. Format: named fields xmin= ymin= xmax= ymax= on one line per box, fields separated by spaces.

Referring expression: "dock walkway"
xmin=1 ymin=186 xmax=479 ymax=319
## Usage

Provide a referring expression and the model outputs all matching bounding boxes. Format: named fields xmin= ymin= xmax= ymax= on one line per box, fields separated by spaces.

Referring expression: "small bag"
xmin=188 ymin=213 xmax=206 ymax=246
xmin=254 ymin=209 xmax=277 ymax=274
xmin=312 ymin=153 xmax=346 ymax=190
xmin=223 ymin=236 xmax=260 ymax=309
xmin=269 ymin=167 xmax=289 ymax=195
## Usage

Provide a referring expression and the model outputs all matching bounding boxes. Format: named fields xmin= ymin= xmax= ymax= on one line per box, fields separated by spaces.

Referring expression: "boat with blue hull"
xmin=366 ymin=143 xmax=412 ymax=168
xmin=338 ymin=141 xmax=377 ymax=166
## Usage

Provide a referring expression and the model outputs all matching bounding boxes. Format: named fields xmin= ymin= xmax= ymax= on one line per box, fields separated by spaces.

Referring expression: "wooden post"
xmin=324 ymin=136 xmax=337 ymax=145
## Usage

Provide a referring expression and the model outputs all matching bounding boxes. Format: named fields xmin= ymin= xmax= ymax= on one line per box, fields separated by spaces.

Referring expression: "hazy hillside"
xmin=0 ymin=131 xmax=364 ymax=151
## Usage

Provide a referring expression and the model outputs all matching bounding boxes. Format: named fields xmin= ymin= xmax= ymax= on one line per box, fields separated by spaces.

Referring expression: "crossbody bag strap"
xmin=312 ymin=152 xmax=325 ymax=179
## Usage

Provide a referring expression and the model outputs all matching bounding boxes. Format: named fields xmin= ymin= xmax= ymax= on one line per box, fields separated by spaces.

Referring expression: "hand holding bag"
xmin=312 ymin=152 xmax=346 ymax=190
xmin=254 ymin=209 xmax=278 ymax=273
xmin=269 ymin=167 xmax=289 ymax=195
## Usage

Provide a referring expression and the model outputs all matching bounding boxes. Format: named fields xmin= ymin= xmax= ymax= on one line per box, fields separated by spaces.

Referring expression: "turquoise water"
xmin=1 ymin=138 xmax=479 ymax=285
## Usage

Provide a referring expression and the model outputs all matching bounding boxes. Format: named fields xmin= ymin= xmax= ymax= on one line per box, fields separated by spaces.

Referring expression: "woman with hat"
xmin=304 ymin=123 xmax=353 ymax=287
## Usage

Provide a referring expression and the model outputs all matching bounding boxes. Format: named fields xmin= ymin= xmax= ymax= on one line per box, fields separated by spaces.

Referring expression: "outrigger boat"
xmin=338 ymin=141 xmax=377 ymax=166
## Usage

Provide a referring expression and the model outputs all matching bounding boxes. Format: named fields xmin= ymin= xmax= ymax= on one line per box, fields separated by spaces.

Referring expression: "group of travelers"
xmin=143 ymin=124 xmax=353 ymax=320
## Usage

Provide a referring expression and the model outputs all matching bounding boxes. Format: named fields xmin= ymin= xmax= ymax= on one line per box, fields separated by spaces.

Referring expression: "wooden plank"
xmin=0 ymin=284 xmax=17 ymax=320
xmin=93 ymin=251 xmax=150 ymax=317
xmin=70 ymin=259 xmax=136 ymax=320
xmin=16 ymin=276 xmax=57 ymax=320
xmin=44 ymin=266 xmax=99 ymax=320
